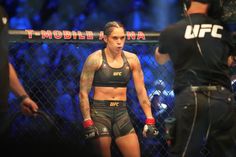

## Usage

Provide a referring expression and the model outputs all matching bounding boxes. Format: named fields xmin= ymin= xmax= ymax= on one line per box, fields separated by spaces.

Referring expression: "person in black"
xmin=0 ymin=5 xmax=9 ymax=116
xmin=0 ymin=5 xmax=39 ymax=139
xmin=79 ymin=21 xmax=158 ymax=157
xmin=155 ymin=0 xmax=236 ymax=157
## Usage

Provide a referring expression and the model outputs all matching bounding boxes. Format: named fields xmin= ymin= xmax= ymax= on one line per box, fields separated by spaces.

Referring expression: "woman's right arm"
xmin=79 ymin=53 xmax=98 ymax=120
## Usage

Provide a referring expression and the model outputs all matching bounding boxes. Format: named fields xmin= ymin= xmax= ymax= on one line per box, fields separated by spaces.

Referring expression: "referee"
xmin=0 ymin=5 xmax=9 ymax=136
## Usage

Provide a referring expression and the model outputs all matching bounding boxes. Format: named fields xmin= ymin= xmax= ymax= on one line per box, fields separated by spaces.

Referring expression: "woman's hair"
xmin=103 ymin=21 xmax=125 ymax=36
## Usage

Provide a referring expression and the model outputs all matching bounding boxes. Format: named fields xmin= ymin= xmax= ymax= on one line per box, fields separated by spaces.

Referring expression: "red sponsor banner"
xmin=25 ymin=30 xmax=146 ymax=41
xmin=9 ymin=29 xmax=160 ymax=43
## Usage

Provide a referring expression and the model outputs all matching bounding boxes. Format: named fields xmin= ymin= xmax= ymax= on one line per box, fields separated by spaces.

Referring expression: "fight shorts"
xmin=90 ymin=100 xmax=135 ymax=138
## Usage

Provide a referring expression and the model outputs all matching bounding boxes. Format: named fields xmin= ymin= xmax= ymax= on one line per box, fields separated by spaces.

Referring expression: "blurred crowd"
xmin=0 ymin=0 xmax=181 ymax=31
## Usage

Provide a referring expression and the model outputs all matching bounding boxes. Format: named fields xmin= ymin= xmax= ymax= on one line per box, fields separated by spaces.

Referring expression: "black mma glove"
xmin=83 ymin=118 xmax=98 ymax=140
xmin=142 ymin=117 xmax=159 ymax=138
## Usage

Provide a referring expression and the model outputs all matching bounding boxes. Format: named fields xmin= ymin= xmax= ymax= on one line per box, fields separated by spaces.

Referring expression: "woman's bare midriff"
xmin=93 ymin=86 xmax=127 ymax=101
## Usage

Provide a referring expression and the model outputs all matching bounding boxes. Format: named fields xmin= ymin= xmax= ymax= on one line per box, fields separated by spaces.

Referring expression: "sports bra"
xmin=92 ymin=49 xmax=131 ymax=87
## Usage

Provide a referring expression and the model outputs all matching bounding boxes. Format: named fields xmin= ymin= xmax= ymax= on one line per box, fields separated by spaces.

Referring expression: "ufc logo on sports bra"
xmin=184 ymin=24 xmax=223 ymax=39
xmin=113 ymin=72 xmax=122 ymax=76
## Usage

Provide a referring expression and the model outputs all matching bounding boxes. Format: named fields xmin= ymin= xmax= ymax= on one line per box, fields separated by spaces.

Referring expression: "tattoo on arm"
xmin=79 ymin=56 xmax=97 ymax=119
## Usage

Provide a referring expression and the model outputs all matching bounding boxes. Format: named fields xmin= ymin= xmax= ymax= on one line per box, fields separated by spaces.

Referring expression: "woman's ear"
xmin=103 ymin=35 xmax=108 ymax=43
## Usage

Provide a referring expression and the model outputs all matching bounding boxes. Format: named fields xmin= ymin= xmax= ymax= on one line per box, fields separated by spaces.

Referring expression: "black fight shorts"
xmin=90 ymin=100 xmax=135 ymax=139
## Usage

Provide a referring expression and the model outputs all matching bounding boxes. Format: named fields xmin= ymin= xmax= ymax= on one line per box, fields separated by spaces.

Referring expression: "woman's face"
xmin=105 ymin=27 xmax=126 ymax=53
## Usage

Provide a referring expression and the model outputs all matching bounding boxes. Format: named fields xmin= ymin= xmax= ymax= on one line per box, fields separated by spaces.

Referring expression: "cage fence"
xmin=5 ymin=30 xmax=236 ymax=156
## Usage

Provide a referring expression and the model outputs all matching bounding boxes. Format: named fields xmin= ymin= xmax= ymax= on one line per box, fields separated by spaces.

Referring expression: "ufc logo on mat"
xmin=184 ymin=24 xmax=223 ymax=39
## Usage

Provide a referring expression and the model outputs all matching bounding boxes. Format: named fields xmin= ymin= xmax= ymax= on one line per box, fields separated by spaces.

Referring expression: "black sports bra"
xmin=92 ymin=49 xmax=131 ymax=87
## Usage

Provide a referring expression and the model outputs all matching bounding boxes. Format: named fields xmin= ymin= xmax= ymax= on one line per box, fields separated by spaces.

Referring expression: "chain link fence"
xmin=6 ymin=40 xmax=175 ymax=156
xmin=5 ymin=30 xmax=236 ymax=156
